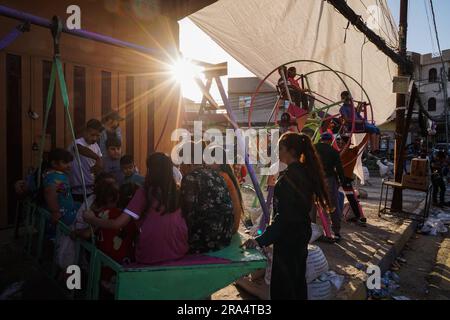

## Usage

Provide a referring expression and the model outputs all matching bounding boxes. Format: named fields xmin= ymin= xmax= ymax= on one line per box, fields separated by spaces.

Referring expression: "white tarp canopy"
xmin=190 ymin=0 xmax=399 ymax=126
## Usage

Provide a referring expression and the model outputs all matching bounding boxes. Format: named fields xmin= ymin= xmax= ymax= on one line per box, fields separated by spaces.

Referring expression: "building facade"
xmin=410 ymin=49 xmax=450 ymax=143
xmin=0 ymin=0 xmax=216 ymax=227
xmin=228 ymin=77 xmax=278 ymax=127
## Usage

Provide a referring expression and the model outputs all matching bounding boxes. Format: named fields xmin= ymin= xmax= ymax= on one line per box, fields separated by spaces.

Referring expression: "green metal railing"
xmin=22 ymin=200 xmax=267 ymax=300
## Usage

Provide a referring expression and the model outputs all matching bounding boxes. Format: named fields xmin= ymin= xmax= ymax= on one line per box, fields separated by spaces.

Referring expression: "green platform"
xmin=22 ymin=201 xmax=266 ymax=300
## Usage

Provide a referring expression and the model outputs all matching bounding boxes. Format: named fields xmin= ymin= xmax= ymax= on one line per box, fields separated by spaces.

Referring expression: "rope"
xmin=360 ymin=36 xmax=369 ymax=101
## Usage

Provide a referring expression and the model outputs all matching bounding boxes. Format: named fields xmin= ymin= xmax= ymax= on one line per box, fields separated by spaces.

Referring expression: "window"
xmin=429 ymin=68 xmax=438 ymax=82
xmin=101 ymin=71 xmax=112 ymax=118
xmin=428 ymin=97 xmax=436 ymax=112
xmin=239 ymin=96 xmax=251 ymax=109
xmin=126 ymin=76 xmax=134 ymax=156
xmin=43 ymin=60 xmax=56 ymax=149
xmin=73 ymin=66 xmax=86 ymax=136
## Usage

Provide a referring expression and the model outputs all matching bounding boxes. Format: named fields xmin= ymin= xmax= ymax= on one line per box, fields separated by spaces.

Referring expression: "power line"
xmin=358 ymin=0 xmax=398 ymax=48
xmin=377 ymin=0 xmax=398 ymax=44
xmin=423 ymin=0 xmax=438 ymax=55
xmin=326 ymin=0 xmax=412 ymax=70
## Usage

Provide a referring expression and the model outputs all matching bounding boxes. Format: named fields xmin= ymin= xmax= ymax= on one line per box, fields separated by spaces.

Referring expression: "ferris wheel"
xmin=247 ymin=59 xmax=375 ymax=168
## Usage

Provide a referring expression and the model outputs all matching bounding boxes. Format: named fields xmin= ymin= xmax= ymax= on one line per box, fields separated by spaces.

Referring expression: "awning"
xmin=190 ymin=0 xmax=399 ymax=125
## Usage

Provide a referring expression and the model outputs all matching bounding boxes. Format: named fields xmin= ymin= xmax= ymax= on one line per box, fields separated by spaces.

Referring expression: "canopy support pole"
xmin=214 ymin=77 xmax=271 ymax=232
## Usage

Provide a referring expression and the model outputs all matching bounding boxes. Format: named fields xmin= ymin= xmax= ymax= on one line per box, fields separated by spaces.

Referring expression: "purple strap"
xmin=0 ymin=27 xmax=23 ymax=50
xmin=0 ymin=5 xmax=158 ymax=56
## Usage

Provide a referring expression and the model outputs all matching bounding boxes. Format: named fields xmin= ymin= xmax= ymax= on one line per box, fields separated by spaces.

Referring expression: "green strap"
xmin=55 ymin=57 xmax=96 ymax=247
xmin=54 ymin=57 xmax=88 ymax=205
xmin=36 ymin=62 xmax=57 ymax=190
xmin=34 ymin=56 xmax=94 ymax=246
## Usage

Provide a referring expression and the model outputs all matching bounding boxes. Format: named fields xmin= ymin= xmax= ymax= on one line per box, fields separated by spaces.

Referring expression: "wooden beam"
xmin=160 ymin=0 xmax=218 ymax=20
xmin=392 ymin=0 xmax=409 ymax=211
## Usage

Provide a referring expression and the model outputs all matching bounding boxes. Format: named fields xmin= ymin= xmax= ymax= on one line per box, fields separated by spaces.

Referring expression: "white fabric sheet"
xmin=191 ymin=0 xmax=399 ymax=180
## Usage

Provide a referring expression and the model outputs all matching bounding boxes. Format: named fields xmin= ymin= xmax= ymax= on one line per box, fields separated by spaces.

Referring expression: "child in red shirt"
xmin=79 ymin=179 xmax=137 ymax=292
xmin=278 ymin=66 xmax=310 ymax=132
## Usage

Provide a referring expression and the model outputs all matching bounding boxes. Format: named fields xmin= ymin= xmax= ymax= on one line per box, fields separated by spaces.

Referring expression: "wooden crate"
xmin=410 ymin=158 xmax=429 ymax=177
xmin=402 ymin=174 xmax=429 ymax=191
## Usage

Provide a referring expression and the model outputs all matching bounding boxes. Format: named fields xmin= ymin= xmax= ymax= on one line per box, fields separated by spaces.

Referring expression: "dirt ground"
xmin=213 ymin=177 xmax=430 ymax=300
xmin=0 ymin=177 xmax=442 ymax=300
xmin=385 ymin=192 xmax=450 ymax=301
xmin=0 ymin=229 xmax=64 ymax=300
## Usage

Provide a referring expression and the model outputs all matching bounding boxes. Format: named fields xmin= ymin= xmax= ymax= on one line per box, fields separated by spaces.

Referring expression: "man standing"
xmin=315 ymin=132 xmax=345 ymax=241
xmin=431 ymin=150 xmax=448 ymax=207
xmin=338 ymin=135 xmax=369 ymax=225
xmin=99 ymin=111 xmax=124 ymax=156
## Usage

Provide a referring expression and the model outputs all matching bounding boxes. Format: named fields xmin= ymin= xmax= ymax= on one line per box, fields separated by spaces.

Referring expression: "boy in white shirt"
xmin=68 ymin=119 xmax=104 ymax=203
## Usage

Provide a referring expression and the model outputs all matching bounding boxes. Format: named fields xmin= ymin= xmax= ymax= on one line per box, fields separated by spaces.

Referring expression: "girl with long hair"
xmin=243 ymin=132 xmax=331 ymax=300
xmin=84 ymin=152 xmax=188 ymax=265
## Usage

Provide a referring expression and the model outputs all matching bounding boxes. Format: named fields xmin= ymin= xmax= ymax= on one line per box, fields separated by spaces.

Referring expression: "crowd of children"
xmin=15 ymin=112 xmax=246 ymax=294
xmin=14 ymin=81 xmax=385 ymax=299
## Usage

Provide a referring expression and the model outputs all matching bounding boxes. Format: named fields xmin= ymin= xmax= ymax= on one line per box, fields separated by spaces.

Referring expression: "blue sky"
xmin=387 ymin=0 xmax=450 ymax=54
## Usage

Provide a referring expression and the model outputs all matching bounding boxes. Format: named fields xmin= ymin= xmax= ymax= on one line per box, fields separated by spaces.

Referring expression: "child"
xmin=43 ymin=148 xmax=78 ymax=229
xmin=43 ymin=149 xmax=79 ymax=270
xmin=339 ymin=91 xmax=380 ymax=149
xmin=319 ymin=119 xmax=340 ymax=151
xmin=69 ymin=119 xmax=104 ymax=203
xmin=277 ymin=66 xmax=309 ymax=132
xmin=84 ymin=152 xmax=188 ymax=265
xmin=99 ymin=111 xmax=124 ymax=156
xmin=91 ymin=179 xmax=137 ymax=290
xmin=73 ymin=172 xmax=118 ymax=232
xmin=102 ymin=136 xmax=124 ymax=184
xmin=120 ymin=155 xmax=145 ymax=187
xmin=75 ymin=178 xmax=136 ymax=293
xmin=15 ymin=152 xmax=50 ymax=203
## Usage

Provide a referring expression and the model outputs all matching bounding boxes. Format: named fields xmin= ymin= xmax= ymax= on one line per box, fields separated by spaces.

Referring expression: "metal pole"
xmin=214 ymin=77 xmax=271 ymax=232
xmin=392 ymin=0 xmax=409 ymax=211
xmin=0 ymin=5 xmax=158 ymax=56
